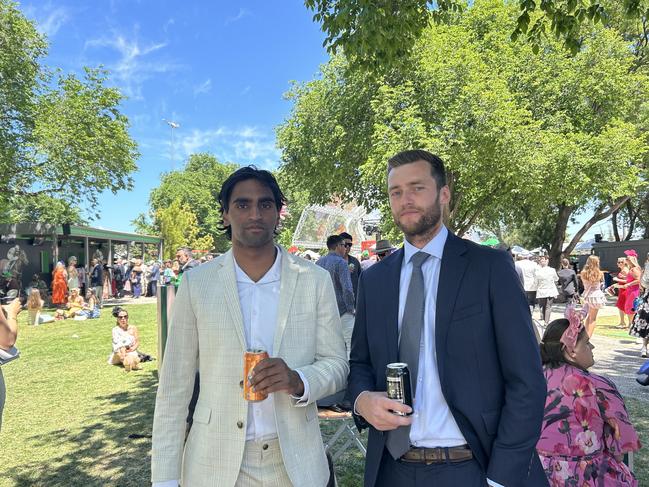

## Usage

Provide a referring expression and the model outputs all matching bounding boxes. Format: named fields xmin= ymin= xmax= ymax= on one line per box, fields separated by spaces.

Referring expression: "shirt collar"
xmin=403 ymin=225 xmax=448 ymax=264
xmin=234 ymin=246 xmax=282 ymax=284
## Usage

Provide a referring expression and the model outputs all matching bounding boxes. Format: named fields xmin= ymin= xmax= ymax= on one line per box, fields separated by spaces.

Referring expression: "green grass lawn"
xmin=1 ymin=304 xmax=159 ymax=487
xmin=594 ymin=314 xmax=640 ymax=339
xmin=1 ymin=303 xmax=646 ymax=486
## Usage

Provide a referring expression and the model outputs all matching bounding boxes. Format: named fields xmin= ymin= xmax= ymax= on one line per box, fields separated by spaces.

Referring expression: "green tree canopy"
xmin=305 ymin=0 xmax=649 ymax=69
xmin=156 ymin=198 xmax=214 ymax=260
xmin=135 ymin=153 xmax=238 ymax=253
xmin=282 ymin=0 xmax=648 ymax=266
xmin=0 ymin=0 xmax=138 ymax=221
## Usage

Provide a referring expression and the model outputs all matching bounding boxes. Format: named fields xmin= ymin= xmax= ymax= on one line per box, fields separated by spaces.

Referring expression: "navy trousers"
xmin=375 ymin=449 xmax=489 ymax=487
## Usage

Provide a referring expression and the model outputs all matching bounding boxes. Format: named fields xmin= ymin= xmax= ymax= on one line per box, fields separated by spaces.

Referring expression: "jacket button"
xmin=239 ymin=380 xmax=244 ymax=388
xmin=237 ymin=420 xmax=244 ymax=429
xmin=262 ymin=444 xmax=269 ymax=450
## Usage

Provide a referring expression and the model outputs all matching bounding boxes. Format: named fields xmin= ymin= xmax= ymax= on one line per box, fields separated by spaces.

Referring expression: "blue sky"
xmin=21 ymin=0 xmax=328 ymax=233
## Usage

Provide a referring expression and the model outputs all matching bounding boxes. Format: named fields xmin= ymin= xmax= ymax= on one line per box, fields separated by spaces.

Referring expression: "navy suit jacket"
xmin=348 ymin=232 xmax=549 ymax=487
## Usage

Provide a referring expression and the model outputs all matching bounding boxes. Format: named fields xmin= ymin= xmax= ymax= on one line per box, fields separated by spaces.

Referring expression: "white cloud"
xmin=85 ymin=32 xmax=179 ymax=99
xmin=163 ymin=18 xmax=175 ymax=34
xmin=193 ymin=79 xmax=212 ymax=96
xmin=24 ymin=3 xmax=69 ymax=38
xmin=172 ymin=126 xmax=280 ymax=168
xmin=40 ymin=8 xmax=68 ymax=37
xmin=225 ymin=8 xmax=251 ymax=26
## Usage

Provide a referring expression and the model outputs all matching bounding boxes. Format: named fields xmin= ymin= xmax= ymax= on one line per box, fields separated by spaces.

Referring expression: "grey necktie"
xmin=385 ymin=251 xmax=430 ymax=460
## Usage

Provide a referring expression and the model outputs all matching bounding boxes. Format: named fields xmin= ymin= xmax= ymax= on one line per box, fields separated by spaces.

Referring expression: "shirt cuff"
xmin=353 ymin=390 xmax=370 ymax=415
xmin=487 ymin=478 xmax=505 ymax=487
xmin=290 ymin=370 xmax=310 ymax=403
xmin=152 ymin=481 xmax=178 ymax=487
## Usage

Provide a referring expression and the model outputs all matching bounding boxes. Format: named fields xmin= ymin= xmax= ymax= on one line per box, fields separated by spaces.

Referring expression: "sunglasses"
xmin=343 ymin=243 xmax=352 ymax=248
xmin=118 ymin=315 xmax=128 ymax=319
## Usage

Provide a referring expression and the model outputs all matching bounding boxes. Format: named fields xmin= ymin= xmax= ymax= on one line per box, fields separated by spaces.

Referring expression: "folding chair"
xmin=318 ymin=408 xmax=367 ymax=462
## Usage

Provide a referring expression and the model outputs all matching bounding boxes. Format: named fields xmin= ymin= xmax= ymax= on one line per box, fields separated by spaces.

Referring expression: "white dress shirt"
xmin=400 ymin=227 xmax=504 ymax=487
xmin=153 ymin=248 xmax=310 ymax=487
xmin=235 ymin=248 xmax=283 ymax=441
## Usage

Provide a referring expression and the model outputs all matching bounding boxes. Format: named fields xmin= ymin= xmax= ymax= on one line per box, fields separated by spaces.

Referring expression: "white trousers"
xmin=235 ymin=439 xmax=292 ymax=487
xmin=340 ymin=312 xmax=355 ymax=360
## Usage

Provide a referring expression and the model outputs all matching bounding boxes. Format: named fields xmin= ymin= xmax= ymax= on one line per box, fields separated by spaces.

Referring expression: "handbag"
xmin=633 ymin=296 xmax=643 ymax=312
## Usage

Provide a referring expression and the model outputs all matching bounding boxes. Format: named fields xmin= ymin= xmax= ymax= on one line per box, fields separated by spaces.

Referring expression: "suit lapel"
xmin=385 ymin=248 xmax=404 ymax=364
xmin=220 ymin=250 xmax=247 ymax=351
xmin=435 ymin=233 xmax=469 ymax=380
xmin=273 ymin=247 xmax=299 ymax=354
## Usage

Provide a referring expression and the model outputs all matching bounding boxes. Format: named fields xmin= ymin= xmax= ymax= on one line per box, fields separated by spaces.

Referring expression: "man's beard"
xmin=394 ymin=196 xmax=442 ymax=239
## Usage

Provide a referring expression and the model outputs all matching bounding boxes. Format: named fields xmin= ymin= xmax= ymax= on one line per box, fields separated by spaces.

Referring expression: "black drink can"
xmin=386 ymin=362 xmax=413 ymax=416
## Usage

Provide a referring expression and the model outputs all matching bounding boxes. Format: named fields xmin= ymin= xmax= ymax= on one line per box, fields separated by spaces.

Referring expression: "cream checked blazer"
xmin=151 ymin=247 xmax=349 ymax=487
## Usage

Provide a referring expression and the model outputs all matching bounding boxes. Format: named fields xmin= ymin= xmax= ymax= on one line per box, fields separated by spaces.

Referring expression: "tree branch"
xmin=563 ymin=196 xmax=631 ymax=257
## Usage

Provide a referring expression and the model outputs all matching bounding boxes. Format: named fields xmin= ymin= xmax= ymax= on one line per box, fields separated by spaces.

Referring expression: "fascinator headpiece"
xmin=560 ymin=304 xmax=587 ymax=354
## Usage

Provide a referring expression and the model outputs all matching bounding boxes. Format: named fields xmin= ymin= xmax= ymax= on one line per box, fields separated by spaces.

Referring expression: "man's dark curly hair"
xmin=217 ymin=166 xmax=287 ymax=240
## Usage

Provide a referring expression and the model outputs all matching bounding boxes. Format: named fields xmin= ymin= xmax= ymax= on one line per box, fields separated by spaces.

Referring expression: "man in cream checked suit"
xmin=151 ymin=166 xmax=349 ymax=487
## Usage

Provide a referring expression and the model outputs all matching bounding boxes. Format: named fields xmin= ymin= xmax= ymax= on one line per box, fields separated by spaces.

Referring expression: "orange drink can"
xmin=243 ymin=349 xmax=269 ymax=402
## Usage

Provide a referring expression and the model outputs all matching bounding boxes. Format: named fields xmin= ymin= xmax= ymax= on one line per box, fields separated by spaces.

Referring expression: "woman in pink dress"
xmin=620 ymin=250 xmax=641 ymax=321
xmin=612 ymin=257 xmax=628 ymax=328
xmin=537 ymin=310 xmax=640 ymax=486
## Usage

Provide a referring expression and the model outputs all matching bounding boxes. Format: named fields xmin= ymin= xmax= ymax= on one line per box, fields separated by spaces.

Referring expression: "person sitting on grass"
xmin=55 ymin=288 xmax=85 ymax=319
xmin=536 ymin=308 xmax=641 ymax=486
xmin=26 ymin=289 xmax=54 ymax=326
xmin=77 ymin=288 xmax=100 ymax=319
xmin=108 ymin=306 xmax=141 ymax=372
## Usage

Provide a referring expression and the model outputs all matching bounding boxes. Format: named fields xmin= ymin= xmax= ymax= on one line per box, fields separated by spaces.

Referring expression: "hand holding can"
xmin=386 ymin=362 xmax=413 ymax=416
xmin=244 ymin=349 xmax=269 ymax=402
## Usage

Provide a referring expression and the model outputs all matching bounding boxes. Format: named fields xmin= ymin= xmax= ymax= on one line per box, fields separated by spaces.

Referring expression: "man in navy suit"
xmin=349 ymin=150 xmax=548 ymax=487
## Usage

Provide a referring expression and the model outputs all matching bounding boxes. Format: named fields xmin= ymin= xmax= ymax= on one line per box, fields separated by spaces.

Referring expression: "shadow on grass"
xmin=7 ymin=370 xmax=158 ymax=487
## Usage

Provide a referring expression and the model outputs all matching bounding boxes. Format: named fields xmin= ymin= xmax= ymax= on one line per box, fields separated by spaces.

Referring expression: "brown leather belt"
xmin=400 ymin=445 xmax=473 ymax=464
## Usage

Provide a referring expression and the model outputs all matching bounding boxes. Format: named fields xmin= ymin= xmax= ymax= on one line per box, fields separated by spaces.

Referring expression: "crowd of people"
xmin=515 ymin=249 xmax=649 ymax=358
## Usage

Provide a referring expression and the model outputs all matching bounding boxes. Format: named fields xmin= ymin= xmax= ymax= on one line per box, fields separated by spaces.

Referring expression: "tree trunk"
xmin=549 ymin=204 xmax=574 ymax=269
xmin=623 ymin=200 xmax=638 ymax=241
xmin=562 ymin=196 xmax=631 ymax=260
xmin=612 ymin=209 xmax=621 ymax=241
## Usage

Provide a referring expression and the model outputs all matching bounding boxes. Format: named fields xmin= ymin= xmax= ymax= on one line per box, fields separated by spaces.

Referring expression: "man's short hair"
xmin=387 ymin=150 xmax=447 ymax=189
xmin=218 ymin=165 xmax=287 ymax=240
xmin=176 ymin=247 xmax=193 ymax=258
xmin=339 ymin=232 xmax=353 ymax=242
xmin=326 ymin=235 xmax=343 ymax=251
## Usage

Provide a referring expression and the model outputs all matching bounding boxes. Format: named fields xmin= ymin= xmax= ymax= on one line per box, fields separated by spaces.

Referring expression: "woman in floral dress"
xmin=537 ymin=311 xmax=640 ymax=486
xmin=630 ymin=253 xmax=649 ymax=357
